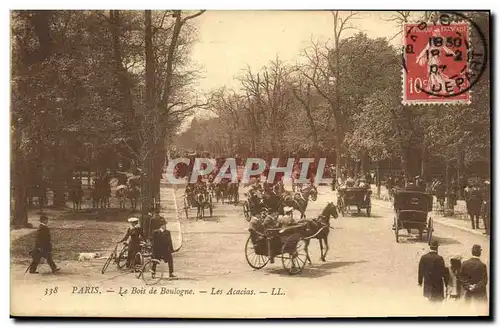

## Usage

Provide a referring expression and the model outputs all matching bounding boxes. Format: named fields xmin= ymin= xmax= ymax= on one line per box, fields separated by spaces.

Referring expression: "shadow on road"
xmin=264 ymin=260 xmax=368 ymax=278
xmin=432 ymin=236 xmax=462 ymax=246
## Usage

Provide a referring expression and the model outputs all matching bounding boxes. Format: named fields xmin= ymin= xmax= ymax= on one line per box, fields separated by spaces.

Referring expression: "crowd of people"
xmin=418 ymin=240 xmax=488 ymax=304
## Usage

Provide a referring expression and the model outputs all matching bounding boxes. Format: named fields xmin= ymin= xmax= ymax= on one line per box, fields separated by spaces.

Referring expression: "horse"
xmin=116 ymin=185 xmax=128 ymax=209
xmin=300 ymin=202 xmax=338 ymax=263
xmin=226 ymin=181 xmax=240 ymax=204
xmin=69 ymin=183 xmax=83 ymax=211
xmin=281 ymin=184 xmax=318 ymax=219
xmin=127 ymin=185 xmax=140 ymax=212
xmin=194 ymin=191 xmax=210 ymax=220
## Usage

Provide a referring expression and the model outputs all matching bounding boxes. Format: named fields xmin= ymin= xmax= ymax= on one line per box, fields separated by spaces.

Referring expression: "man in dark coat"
xmin=465 ymin=183 xmax=483 ymax=229
xmin=29 ymin=216 xmax=60 ymax=274
xmin=459 ymin=244 xmax=488 ymax=303
xmin=150 ymin=218 xmax=175 ymax=278
xmin=418 ymin=240 xmax=448 ymax=302
xmin=118 ymin=217 xmax=144 ymax=269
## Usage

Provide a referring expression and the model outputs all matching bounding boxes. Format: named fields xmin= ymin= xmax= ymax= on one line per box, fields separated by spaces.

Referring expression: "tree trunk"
xmin=52 ymin=138 xmax=67 ymax=207
xmin=140 ymin=10 xmax=156 ymax=233
xmin=109 ymin=10 xmax=136 ymax=152
xmin=12 ymin=127 xmax=28 ymax=227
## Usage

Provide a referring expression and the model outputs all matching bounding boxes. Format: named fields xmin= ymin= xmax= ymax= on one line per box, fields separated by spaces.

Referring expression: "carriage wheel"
xmin=427 ymin=217 xmax=433 ymax=245
xmin=243 ymin=201 xmax=251 ymax=222
xmin=281 ymin=234 xmax=307 ymax=275
xmin=394 ymin=217 xmax=399 ymax=243
xmin=117 ymin=244 xmax=128 ymax=269
xmin=245 ymin=236 xmax=269 ymax=269
xmin=133 ymin=253 xmax=144 ymax=278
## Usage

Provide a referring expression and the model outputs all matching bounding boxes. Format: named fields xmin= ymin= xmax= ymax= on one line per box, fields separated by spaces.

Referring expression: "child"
xmin=447 ymin=255 xmax=463 ymax=300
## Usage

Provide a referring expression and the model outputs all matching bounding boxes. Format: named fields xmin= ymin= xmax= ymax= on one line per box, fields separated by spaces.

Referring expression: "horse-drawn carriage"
xmin=183 ymin=183 xmax=213 ymax=220
xmin=245 ymin=223 xmax=309 ymax=275
xmin=242 ymin=189 xmax=267 ymax=222
xmin=337 ymin=187 xmax=372 ymax=216
xmin=393 ymin=190 xmax=434 ymax=243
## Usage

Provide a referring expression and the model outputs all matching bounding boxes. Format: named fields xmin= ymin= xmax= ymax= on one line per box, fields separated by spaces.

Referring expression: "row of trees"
xmin=11 ymin=10 xmax=205 ymax=226
xmin=175 ymin=11 xmax=490 ymax=184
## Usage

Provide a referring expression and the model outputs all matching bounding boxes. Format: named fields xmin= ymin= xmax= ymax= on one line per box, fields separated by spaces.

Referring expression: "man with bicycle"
xmin=151 ymin=218 xmax=175 ymax=278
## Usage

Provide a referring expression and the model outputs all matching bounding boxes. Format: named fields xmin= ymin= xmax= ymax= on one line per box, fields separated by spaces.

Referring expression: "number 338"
xmin=44 ymin=287 xmax=58 ymax=296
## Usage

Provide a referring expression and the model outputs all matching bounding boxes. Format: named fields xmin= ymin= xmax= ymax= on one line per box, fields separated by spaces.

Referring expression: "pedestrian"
xmin=150 ymin=218 xmax=176 ymax=278
xmin=482 ymin=180 xmax=490 ymax=235
xmin=29 ymin=215 xmax=60 ymax=274
xmin=446 ymin=255 xmax=463 ymax=301
xmin=118 ymin=217 xmax=143 ymax=269
xmin=465 ymin=182 xmax=483 ymax=229
xmin=459 ymin=244 xmax=488 ymax=303
xmin=418 ymin=239 xmax=449 ymax=302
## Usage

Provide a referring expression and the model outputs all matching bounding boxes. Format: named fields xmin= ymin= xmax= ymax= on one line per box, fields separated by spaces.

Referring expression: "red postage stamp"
xmin=403 ymin=22 xmax=471 ymax=104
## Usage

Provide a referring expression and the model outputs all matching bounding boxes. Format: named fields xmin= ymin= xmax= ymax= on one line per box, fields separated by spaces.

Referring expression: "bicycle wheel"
xmin=101 ymin=252 xmax=116 ymax=274
xmin=117 ymin=244 xmax=128 ymax=269
xmin=133 ymin=253 xmax=144 ymax=278
xmin=142 ymin=259 xmax=163 ymax=285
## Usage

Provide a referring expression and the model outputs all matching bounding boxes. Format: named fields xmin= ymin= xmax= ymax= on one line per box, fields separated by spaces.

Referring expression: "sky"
xmin=189 ymin=11 xmax=414 ymax=94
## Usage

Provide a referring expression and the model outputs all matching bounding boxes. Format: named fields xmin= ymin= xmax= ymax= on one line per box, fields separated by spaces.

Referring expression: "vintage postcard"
xmin=10 ymin=10 xmax=490 ymax=318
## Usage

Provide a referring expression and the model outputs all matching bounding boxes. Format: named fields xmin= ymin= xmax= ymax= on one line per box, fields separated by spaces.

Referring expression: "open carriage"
xmin=337 ymin=187 xmax=372 ymax=217
xmin=393 ymin=190 xmax=434 ymax=244
xmin=244 ymin=223 xmax=309 ymax=275
xmin=182 ymin=185 xmax=213 ymax=220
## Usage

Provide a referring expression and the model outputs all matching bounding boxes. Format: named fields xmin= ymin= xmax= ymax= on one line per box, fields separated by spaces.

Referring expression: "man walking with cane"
xmin=29 ymin=215 xmax=60 ymax=274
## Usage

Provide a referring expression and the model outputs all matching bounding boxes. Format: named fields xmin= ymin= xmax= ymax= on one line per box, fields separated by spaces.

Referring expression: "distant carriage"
xmin=337 ymin=187 xmax=372 ymax=217
xmin=393 ymin=190 xmax=434 ymax=244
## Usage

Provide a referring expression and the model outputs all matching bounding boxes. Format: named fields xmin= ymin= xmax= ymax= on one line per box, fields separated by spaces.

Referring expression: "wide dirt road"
xmin=11 ymin=184 xmax=489 ymax=317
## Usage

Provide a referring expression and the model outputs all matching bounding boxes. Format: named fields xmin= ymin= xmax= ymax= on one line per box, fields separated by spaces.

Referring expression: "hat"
xmin=429 ymin=239 xmax=439 ymax=249
xmin=158 ymin=218 xmax=167 ymax=225
xmin=40 ymin=215 xmax=49 ymax=222
xmin=128 ymin=217 xmax=139 ymax=223
xmin=472 ymin=244 xmax=482 ymax=255
xmin=451 ymin=255 xmax=462 ymax=261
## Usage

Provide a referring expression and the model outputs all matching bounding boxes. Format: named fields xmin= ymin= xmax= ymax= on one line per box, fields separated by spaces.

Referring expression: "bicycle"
xmin=101 ymin=242 xmax=128 ymax=274
xmin=140 ymin=258 xmax=169 ymax=285
xmin=132 ymin=241 xmax=152 ymax=278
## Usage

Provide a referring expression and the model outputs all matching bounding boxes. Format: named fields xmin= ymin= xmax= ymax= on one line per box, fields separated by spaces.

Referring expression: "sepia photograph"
xmin=9 ymin=9 xmax=490 ymax=318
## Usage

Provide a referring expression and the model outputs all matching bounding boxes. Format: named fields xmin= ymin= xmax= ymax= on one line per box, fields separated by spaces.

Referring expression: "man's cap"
xmin=429 ymin=239 xmax=439 ymax=249
xmin=128 ymin=217 xmax=139 ymax=223
xmin=472 ymin=244 xmax=482 ymax=253
xmin=40 ymin=215 xmax=49 ymax=222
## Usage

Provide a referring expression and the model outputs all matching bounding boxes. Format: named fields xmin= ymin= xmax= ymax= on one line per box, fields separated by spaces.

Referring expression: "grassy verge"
xmin=11 ymin=221 xmax=125 ymax=264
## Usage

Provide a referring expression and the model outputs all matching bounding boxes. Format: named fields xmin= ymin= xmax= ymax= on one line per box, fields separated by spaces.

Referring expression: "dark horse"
xmin=281 ymin=184 xmax=318 ymax=219
xmin=300 ymin=202 xmax=338 ymax=263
